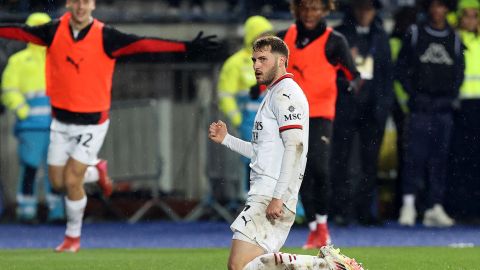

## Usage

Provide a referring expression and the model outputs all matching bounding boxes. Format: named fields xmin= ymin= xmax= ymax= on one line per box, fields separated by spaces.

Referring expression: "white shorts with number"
xmin=47 ymin=118 xmax=110 ymax=166
xmin=231 ymin=195 xmax=295 ymax=253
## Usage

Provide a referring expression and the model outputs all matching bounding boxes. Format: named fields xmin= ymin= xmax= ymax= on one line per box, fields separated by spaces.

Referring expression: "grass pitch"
xmin=0 ymin=247 xmax=479 ymax=270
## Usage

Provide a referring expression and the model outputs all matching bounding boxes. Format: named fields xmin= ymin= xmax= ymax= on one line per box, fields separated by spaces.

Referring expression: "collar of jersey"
xmin=268 ymin=73 xmax=294 ymax=89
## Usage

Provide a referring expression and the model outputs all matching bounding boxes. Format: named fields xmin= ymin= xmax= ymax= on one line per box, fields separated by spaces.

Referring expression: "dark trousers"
xmin=391 ymin=99 xmax=407 ymax=213
xmin=402 ymin=111 xmax=453 ymax=207
xmin=447 ymin=100 xmax=480 ymax=219
xmin=330 ymin=109 xmax=385 ymax=221
xmin=300 ymin=117 xmax=332 ymax=222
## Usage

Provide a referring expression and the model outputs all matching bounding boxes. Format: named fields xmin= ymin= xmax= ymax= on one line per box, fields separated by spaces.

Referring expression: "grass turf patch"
xmin=0 ymin=247 xmax=478 ymax=270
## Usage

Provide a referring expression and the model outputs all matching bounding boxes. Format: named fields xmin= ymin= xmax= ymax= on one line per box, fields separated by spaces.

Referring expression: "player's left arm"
xmin=328 ymin=32 xmax=362 ymax=92
xmin=104 ymin=26 xmax=218 ymax=58
xmin=266 ymin=89 xmax=306 ymax=220
xmin=0 ymin=21 xmax=57 ymax=46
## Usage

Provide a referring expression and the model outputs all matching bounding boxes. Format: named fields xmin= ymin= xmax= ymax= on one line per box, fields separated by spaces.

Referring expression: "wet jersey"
xmin=249 ymin=74 xmax=309 ymax=212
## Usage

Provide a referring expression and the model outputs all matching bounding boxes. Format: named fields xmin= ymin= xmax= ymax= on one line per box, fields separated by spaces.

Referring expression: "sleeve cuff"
xmin=221 ymin=133 xmax=232 ymax=146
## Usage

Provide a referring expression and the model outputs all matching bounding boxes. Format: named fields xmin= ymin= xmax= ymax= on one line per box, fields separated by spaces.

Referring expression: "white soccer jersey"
xmin=248 ymin=73 xmax=309 ymax=212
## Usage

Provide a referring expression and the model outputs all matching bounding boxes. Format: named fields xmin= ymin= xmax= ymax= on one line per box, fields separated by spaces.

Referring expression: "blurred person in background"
xmin=0 ymin=101 xmax=4 ymax=219
xmin=0 ymin=0 xmax=217 ymax=252
xmin=447 ymin=0 xmax=480 ymax=221
xmin=217 ymin=15 xmax=273 ymax=198
xmin=1 ymin=13 xmax=65 ymax=224
xmin=396 ymin=0 xmax=464 ymax=227
xmin=278 ymin=0 xmax=360 ymax=249
xmin=331 ymin=0 xmax=393 ymax=227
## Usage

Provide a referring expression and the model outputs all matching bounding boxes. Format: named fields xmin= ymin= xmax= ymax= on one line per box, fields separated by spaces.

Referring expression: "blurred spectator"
xmin=331 ymin=0 xmax=393 ymax=226
xmin=1 ymin=13 xmax=64 ymax=224
xmin=389 ymin=4 xmax=418 ymax=218
xmin=217 ymin=15 xmax=273 ymax=197
xmin=278 ymin=0 xmax=360 ymax=249
xmin=245 ymin=0 xmax=291 ymax=16
xmin=447 ymin=0 xmax=480 ymax=220
xmin=0 ymin=0 xmax=60 ymax=13
xmin=396 ymin=0 xmax=464 ymax=227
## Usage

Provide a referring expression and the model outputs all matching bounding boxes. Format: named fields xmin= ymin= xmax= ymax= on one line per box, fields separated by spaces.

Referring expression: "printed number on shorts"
xmin=75 ymin=133 xmax=93 ymax=147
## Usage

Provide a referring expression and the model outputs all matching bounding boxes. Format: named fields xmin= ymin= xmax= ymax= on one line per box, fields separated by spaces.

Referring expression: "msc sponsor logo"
xmin=284 ymin=113 xmax=301 ymax=121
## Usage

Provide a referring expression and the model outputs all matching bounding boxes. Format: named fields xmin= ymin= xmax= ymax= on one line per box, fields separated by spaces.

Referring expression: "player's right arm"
xmin=103 ymin=26 xmax=217 ymax=58
xmin=209 ymin=120 xmax=253 ymax=159
xmin=0 ymin=21 xmax=58 ymax=46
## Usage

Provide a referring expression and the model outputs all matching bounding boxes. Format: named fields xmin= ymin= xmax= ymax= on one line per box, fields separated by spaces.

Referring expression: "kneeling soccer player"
xmin=208 ymin=36 xmax=365 ymax=270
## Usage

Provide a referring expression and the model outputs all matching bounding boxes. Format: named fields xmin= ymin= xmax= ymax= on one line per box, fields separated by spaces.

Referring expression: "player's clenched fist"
xmin=208 ymin=120 xmax=228 ymax=144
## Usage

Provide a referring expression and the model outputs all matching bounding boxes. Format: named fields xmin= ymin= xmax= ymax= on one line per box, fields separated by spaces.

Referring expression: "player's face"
xmin=297 ymin=0 xmax=329 ymax=30
xmin=252 ymin=46 xmax=279 ymax=86
xmin=460 ymin=8 xmax=479 ymax=32
xmin=67 ymin=0 xmax=96 ymax=26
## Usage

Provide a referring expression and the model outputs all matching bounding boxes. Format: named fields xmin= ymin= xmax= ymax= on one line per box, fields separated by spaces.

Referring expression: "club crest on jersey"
xmin=288 ymin=105 xmax=295 ymax=112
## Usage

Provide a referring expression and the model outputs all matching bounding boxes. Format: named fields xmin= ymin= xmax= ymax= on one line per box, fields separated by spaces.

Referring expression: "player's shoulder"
xmin=271 ymin=78 xmax=306 ymax=106
xmin=274 ymin=77 xmax=303 ymax=96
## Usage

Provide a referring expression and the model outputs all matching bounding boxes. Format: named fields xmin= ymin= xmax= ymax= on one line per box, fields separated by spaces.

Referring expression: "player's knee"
xmin=227 ymin=256 xmax=247 ymax=270
xmin=64 ymin=173 xmax=83 ymax=192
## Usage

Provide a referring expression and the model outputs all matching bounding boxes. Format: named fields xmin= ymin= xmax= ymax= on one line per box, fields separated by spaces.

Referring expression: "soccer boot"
xmin=318 ymin=245 xmax=364 ymax=270
xmin=303 ymin=229 xmax=318 ymax=250
xmin=96 ymin=160 xmax=113 ymax=197
xmin=423 ymin=204 xmax=455 ymax=227
xmin=316 ymin=223 xmax=332 ymax=247
xmin=55 ymin=236 xmax=80 ymax=253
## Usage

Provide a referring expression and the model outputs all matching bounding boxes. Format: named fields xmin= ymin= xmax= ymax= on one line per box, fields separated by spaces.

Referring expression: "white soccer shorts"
xmin=47 ymin=118 xmax=109 ymax=166
xmin=231 ymin=195 xmax=295 ymax=253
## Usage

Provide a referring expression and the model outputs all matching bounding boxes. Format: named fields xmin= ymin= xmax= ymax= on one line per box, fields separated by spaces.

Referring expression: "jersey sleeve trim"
xmin=279 ymin=125 xmax=303 ymax=132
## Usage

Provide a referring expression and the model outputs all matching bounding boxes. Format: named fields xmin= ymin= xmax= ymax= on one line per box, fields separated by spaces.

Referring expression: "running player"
xmin=0 ymin=0 xmax=217 ymax=252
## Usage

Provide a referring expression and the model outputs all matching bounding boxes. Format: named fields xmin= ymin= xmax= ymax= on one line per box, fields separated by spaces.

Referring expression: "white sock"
xmin=308 ymin=221 xmax=317 ymax=231
xmin=83 ymin=166 xmax=99 ymax=183
xmin=402 ymin=194 xmax=415 ymax=208
xmin=243 ymin=253 xmax=329 ymax=270
xmin=316 ymin=214 xmax=328 ymax=224
xmin=65 ymin=196 xmax=87 ymax=238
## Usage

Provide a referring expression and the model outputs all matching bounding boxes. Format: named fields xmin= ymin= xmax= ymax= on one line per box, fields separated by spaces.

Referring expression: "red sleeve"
xmin=0 ymin=25 xmax=48 ymax=46
xmin=111 ymin=38 xmax=186 ymax=58
xmin=103 ymin=25 xmax=186 ymax=58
